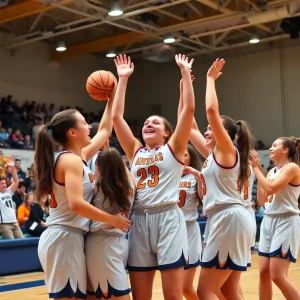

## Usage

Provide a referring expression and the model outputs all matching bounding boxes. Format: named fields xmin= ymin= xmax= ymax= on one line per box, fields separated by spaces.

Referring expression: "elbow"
xmin=206 ymin=107 xmax=218 ymax=116
xmin=69 ymin=200 xmax=81 ymax=213
xmin=112 ymin=114 xmax=121 ymax=123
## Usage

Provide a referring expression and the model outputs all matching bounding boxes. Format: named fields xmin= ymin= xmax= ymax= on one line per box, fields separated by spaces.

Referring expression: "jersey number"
xmin=178 ymin=190 xmax=186 ymax=208
xmin=49 ymin=192 xmax=57 ymax=208
xmin=237 ymin=176 xmax=249 ymax=200
xmin=137 ymin=166 xmax=159 ymax=189
xmin=5 ymin=200 xmax=13 ymax=208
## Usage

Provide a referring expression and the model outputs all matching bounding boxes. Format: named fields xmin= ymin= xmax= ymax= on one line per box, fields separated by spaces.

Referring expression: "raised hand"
xmin=175 ymin=54 xmax=194 ymax=70
xmin=250 ymin=150 xmax=261 ymax=169
xmin=114 ymin=54 xmax=134 ymax=78
xmin=207 ymin=58 xmax=225 ymax=80
xmin=180 ymin=72 xmax=195 ymax=91
xmin=6 ymin=157 xmax=15 ymax=168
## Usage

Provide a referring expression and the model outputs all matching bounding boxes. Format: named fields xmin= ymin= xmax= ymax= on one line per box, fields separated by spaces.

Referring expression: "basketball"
xmin=86 ymin=70 xmax=116 ymax=101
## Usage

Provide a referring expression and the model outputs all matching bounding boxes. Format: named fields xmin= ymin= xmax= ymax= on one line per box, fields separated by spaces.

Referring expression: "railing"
xmin=0 ymin=113 xmax=32 ymax=135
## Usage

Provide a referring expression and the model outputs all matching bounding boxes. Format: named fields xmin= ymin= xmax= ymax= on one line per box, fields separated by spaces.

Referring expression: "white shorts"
xmin=201 ymin=204 xmax=253 ymax=271
xmin=38 ymin=225 xmax=86 ymax=299
xmin=258 ymin=214 xmax=300 ymax=263
xmin=186 ymin=221 xmax=202 ymax=268
xmin=127 ymin=204 xmax=188 ymax=271
xmin=85 ymin=231 xmax=130 ymax=299
xmin=246 ymin=206 xmax=257 ymax=249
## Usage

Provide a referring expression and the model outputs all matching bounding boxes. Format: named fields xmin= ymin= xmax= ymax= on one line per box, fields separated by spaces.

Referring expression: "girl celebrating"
xmin=185 ymin=59 xmax=254 ymax=299
xmin=85 ymin=148 xmax=135 ymax=300
xmin=179 ymin=144 xmax=203 ymax=300
xmin=251 ymin=137 xmax=300 ymax=300
xmin=112 ymin=54 xmax=195 ymax=300
xmin=35 ymin=88 xmax=131 ymax=299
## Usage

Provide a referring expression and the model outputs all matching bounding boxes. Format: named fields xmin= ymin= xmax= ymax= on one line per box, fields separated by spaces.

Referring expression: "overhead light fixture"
xmin=106 ymin=49 xmax=116 ymax=58
xmin=108 ymin=0 xmax=123 ymax=17
xmin=56 ymin=41 xmax=66 ymax=51
xmin=249 ymin=34 xmax=260 ymax=44
xmin=164 ymin=33 xmax=175 ymax=44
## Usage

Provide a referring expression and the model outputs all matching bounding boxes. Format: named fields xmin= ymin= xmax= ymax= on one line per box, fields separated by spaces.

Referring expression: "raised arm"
xmin=250 ymin=150 xmax=300 ymax=194
xmin=205 ymin=59 xmax=236 ymax=161
xmin=82 ymin=80 xmax=117 ymax=162
xmin=177 ymin=74 xmax=210 ymax=159
xmin=61 ymin=154 xmax=131 ymax=232
xmin=169 ymin=54 xmax=195 ymax=161
xmin=7 ymin=158 xmax=19 ymax=193
xmin=112 ymin=54 xmax=142 ymax=164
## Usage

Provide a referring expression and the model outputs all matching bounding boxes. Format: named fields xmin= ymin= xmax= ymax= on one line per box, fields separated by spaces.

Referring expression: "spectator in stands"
xmin=12 ymin=182 xmax=26 ymax=209
xmin=0 ymin=120 xmax=10 ymax=148
xmin=0 ymin=150 xmax=8 ymax=178
xmin=24 ymin=134 xmax=34 ymax=150
xmin=24 ymin=163 xmax=36 ymax=192
xmin=32 ymin=116 xmax=43 ymax=141
xmin=0 ymin=159 xmax=24 ymax=239
xmin=14 ymin=158 xmax=26 ymax=181
xmin=17 ymin=191 xmax=35 ymax=226
xmin=11 ymin=129 xmax=24 ymax=149
xmin=47 ymin=103 xmax=58 ymax=118
xmin=25 ymin=194 xmax=48 ymax=237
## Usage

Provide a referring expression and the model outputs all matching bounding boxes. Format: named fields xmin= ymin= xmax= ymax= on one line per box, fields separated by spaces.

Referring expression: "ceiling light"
xmin=56 ymin=41 xmax=66 ymax=51
xmin=108 ymin=1 xmax=123 ymax=17
xmin=249 ymin=34 xmax=260 ymax=44
xmin=164 ymin=33 xmax=175 ymax=44
xmin=106 ymin=49 xmax=116 ymax=58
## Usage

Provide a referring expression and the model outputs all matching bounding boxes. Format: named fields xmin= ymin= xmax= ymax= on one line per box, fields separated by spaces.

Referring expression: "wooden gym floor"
xmin=0 ymin=253 xmax=299 ymax=300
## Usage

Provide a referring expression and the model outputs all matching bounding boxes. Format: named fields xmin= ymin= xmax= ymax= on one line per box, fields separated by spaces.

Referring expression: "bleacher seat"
xmin=0 ymin=238 xmax=42 ymax=275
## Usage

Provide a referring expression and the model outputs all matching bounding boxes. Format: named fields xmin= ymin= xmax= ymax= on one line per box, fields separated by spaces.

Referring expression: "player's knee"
xmin=183 ymin=285 xmax=194 ymax=297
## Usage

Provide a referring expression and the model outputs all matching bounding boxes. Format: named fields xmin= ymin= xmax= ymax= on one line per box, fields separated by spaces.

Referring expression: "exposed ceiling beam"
xmin=196 ymin=0 xmax=272 ymax=33
xmin=0 ymin=0 xmax=71 ymax=24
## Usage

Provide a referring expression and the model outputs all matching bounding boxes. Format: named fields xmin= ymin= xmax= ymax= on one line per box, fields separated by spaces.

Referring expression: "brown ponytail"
xmin=221 ymin=116 xmax=254 ymax=186
xmin=34 ymin=109 xmax=78 ymax=199
xmin=280 ymin=136 xmax=300 ymax=166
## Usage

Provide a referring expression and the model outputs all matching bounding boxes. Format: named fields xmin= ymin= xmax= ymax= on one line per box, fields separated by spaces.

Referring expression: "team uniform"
xmin=242 ymin=166 xmax=257 ymax=251
xmin=127 ymin=144 xmax=188 ymax=271
xmin=38 ymin=151 xmax=94 ymax=299
xmin=179 ymin=173 xmax=202 ymax=268
xmin=200 ymin=150 xmax=254 ymax=271
xmin=87 ymin=151 xmax=101 ymax=175
xmin=85 ymin=178 xmax=134 ymax=299
xmin=258 ymin=165 xmax=300 ymax=262
xmin=0 ymin=187 xmax=24 ymax=239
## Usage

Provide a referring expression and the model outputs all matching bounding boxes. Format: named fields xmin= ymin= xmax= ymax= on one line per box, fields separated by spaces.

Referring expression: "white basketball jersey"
xmin=179 ymin=173 xmax=199 ymax=221
xmin=200 ymin=150 xmax=245 ymax=215
xmin=242 ymin=166 xmax=255 ymax=208
xmin=131 ymin=144 xmax=184 ymax=207
xmin=46 ymin=151 xmax=95 ymax=232
xmin=265 ymin=165 xmax=300 ymax=215
xmin=87 ymin=151 xmax=101 ymax=175
xmin=0 ymin=187 xmax=17 ymax=223
xmin=89 ymin=178 xmax=134 ymax=234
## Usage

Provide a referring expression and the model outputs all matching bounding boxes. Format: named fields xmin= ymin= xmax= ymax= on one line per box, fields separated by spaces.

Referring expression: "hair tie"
xmin=236 ymin=121 xmax=241 ymax=126
xmin=46 ymin=124 xmax=52 ymax=131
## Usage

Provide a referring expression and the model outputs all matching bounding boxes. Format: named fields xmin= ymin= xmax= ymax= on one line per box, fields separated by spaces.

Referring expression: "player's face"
xmin=69 ymin=112 xmax=92 ymax=148
xmin=269 ymin=139 xmax=288 ymax=161
xmin=184 ymin=149 xmax=191 ymax=166
xmin=204 ymin=125 xmax=216 ymax=150
xmin=0 ymin=179 xmax=6 ymax=193
xmin=142 ymin=116 xmax=169 ymax=146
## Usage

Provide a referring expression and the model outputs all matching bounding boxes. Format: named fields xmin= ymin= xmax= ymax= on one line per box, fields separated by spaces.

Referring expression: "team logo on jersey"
xmin=135 ymin=152 xmax=163 ymax=166
xmin=179 ymin=181 xmax=192 ymax=188
xmin=202 ymin=159 xmax=208 ymax=169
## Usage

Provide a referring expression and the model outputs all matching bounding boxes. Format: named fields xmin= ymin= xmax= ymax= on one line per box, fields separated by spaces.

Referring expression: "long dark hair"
xmin=35 ymin=109 xmax=78 ymax=199
xmin=280 ymin=136 xmax=300 ymax=166
xmin=187 ymin=144 xmax=203 ymax=171
xmin=221 ymin=116 xmax=254 ymax=186
xmin=95 ymin=148 xmax=131 ymax=212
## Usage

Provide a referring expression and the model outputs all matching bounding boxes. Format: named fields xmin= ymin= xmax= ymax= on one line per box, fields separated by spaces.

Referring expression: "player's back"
xmin=46 ymin=151 xmax=95 ymax=232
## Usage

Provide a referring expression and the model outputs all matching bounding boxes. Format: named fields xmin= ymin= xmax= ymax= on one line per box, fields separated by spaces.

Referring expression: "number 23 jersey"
xmin=131 ymin=144 xmax=184 ymax=207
